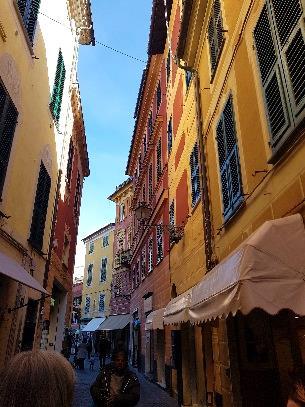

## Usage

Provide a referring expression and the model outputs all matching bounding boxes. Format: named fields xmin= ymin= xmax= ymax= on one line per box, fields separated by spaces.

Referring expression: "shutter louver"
xmin=271 ymin=0 xmax=302 ymax=46
xmin=17 ymin=0 xmax=27 ymax=17
xmin=50 ymin=50 xmax=66 ymax=122
xmin=27 ymin=0 xmax=41 ymax=43
xmin=285 ymin=29 xmax=305 ymax=108
xmin=216 ymin=96 xmax=243 ymax=219
xmin=0 ymin=85 xmax=18 ymax=197
xmin=208 ymin=0 xmax=224 ymax=76
xmin=208 ymin=19 xmax=217 ymax=72
xmin=29 ymin=162 xmax=51 ymax=251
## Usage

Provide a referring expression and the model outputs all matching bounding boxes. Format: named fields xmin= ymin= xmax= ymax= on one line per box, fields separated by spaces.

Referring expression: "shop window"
xmin=29 ymin=161 xmax=51 ymax=251
xmin=50 ymin=49 xmax=66 ymax=122
xmin=0 ymin=81 xmax=19 ymax=198
xmin=216 ymin=95 xmax=243 ymax=221
xmin=254 ymin=0 xmax=305 ymax=153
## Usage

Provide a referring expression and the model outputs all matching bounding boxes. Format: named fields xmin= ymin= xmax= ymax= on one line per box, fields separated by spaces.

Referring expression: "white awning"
xmin=145 ymin=308 xmax=165 ymax=330
xmin=189 ymin=214 xmax=305 ymax=322
xmin=0 ymin=250 xmax=48 ymax=294
xmin=164 ymin=288 xmax=193 ymax=325
xmin=98 ymin=314 xmax=130 ymax=331
xmin=82 ymin=317 xmax=105 ymax=332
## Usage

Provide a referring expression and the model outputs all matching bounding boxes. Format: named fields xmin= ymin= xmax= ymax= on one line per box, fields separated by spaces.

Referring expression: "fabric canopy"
xmin=98 ymin=314 xmax=130 ymax=331
xmin=164 ymin=288 xmax=193 ymax=325
xmin=189 ymin=214 xmax=305 ymax=323
xmin=82 ymin=317 xmax=105 ymax=332
xmin=145 ymin=308 xmax=165 ymax=330
xmin=0 ymin=250 xmax=48 ymax=294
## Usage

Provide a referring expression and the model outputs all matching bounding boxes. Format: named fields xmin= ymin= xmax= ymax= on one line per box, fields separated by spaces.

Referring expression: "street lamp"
xmin=134 ymin=202 xmax=184 ymax=244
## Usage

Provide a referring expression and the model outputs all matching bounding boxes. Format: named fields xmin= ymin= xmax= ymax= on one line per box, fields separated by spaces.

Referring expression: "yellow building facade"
xmin=81 ymin=223 xmax=115 ymax=323
xmin=173 ymin=0 xmax=305 ymax=405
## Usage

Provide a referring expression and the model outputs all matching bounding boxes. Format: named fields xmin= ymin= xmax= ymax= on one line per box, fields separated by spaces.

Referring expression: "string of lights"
xmin=38 ymin=11 xmax=146 ymax=64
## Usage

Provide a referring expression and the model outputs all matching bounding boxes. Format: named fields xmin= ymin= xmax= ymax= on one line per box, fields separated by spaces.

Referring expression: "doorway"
xmin=21 ymin=299 xmax=38 ymax=351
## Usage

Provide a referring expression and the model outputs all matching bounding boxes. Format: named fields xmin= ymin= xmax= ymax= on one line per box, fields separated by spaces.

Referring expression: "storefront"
xmin=165 ymin=214 xmax=305 ymax=406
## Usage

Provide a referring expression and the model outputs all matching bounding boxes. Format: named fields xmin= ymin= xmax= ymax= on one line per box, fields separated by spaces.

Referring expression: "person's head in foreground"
xmin=112 ymin=349 xmax=128 ymax=376
xmin=0 ymin=350 xmax=75 ymax=407
xmin=288 ymin=371 xmax=305 ymax=407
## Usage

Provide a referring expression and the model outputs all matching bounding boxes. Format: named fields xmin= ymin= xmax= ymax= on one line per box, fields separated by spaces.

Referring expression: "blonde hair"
xmin=0 ymin=350 xmax=75 ymax=407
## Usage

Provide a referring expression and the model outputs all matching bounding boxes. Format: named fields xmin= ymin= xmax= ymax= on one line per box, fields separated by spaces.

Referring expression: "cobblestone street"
xmin=73 ymin=358 xmax=179 ymax=407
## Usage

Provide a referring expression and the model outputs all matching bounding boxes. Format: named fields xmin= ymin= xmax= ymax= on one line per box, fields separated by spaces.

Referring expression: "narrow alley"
xmin=73 ymin=358 xmax=178 ymax=407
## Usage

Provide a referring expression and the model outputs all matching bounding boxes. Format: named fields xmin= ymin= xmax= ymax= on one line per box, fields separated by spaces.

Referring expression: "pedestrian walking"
xmin=77 ymin=338 xmax=88 ymax=370
xmin=90 ymin=349 xmax=140 ymax=407
xmin=0 ymin=350 xmax=75 ymax=407
xmin=99 ymin=333 xmax=110 ymax=368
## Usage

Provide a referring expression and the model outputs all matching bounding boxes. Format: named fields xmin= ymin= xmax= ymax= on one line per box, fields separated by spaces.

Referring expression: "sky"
xmin=74 ymin=1 xmax=151 ymax=278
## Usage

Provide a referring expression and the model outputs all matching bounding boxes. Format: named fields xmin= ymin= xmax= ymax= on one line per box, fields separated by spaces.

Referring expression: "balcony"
xmin=114 ymin=249 xmax=132 ymax=269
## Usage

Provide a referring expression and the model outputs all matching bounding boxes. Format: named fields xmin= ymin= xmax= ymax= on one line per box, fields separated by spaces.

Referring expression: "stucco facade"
xmin=81 ymin=223 xmax=115 ymax=322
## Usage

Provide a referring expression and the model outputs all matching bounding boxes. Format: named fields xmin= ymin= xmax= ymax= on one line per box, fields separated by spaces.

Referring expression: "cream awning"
xmin=164 ymin=288 xmax=193 ymax=325
xmin=0 ymin=250 xmax=48 ymax=294
xmin=82 ymin=317 xmax=105 ymax=332
xmin=189 ymin=214 xmax=305 ymax=323
xmin=145 ymin=308 xmax=165 ymax=330
xmin=98 ymin=314 xmax=130 ymax=331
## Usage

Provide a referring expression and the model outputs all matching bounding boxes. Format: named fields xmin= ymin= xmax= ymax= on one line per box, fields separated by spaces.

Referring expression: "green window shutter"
xmin=208 ymin=0 xmax=224 ymax=76
xmin=27 ymin=0 xmax=41 ymax=43
xmin=17 ymin=0 xmax=41 ymax=44
xmin=29 ymin=162 xmax=51 ymax=251
xmin=254 ymin=5 xmax=290 ymax=146
xmin=0 ymin=82 xmax=19 ymax=197
xmin=216 ymin=96 xmax=243 ymax=220
xmin=50 ymin=50 xmax=66 ymax=122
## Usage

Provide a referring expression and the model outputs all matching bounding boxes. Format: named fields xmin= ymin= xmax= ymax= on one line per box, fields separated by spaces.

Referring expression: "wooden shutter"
xmin=271 ymin=0 xmax=302 ymax=47
xmin=29 ymin=162 xmax=51 ymax=251
xmin=17 ymin=0 xmax=27 ymax=17
xmin=0 ymin=83 xmax=18 ymax=197
xmin=254 ymin=5 xmax=290 ymax=145
xmin=27 ymin=0 xmax=41 ymax=43
xmin=50 ymin=50 xmax=66 ymax=122
xmin=168 ymin=117 xmax=172 ymax=154
xmin=66 ymin=139 xmax=74 ymax=184
xmin=217 ymin=97 xmax=243 ymax=219
xmin=208 ymin=0 xmax=224 ymax=76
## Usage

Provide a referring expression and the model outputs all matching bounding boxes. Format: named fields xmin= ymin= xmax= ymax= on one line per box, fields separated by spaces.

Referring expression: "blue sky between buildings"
xmin=74 ymin=1 xmax=151 ymax=276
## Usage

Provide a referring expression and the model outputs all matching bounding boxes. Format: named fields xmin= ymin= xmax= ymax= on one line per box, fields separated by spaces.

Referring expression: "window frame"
xmin=100 ymin=257 xmax=107 ymax=282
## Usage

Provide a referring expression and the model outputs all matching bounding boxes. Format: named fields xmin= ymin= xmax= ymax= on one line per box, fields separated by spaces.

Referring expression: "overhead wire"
xmin=38 ymin=11 xmax=146 ymax=64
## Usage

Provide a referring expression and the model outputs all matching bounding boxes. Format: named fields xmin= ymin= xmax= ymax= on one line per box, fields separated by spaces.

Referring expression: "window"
xmin=100 ymin=258 xmax=107 ymax=282
xmin=185 ymin=70 xmax=192 ymax=89
xmin=190 ymin=143 xmax=201 ymax=207
xmin=216 ymin=95 xmax=243 ymax=221
xmin=141 ymin=248 xmax=146 ymax=280
xmin=156 ymin=81 xmax=162 ymax=112
xmin=148 ymin=238 xmax=153 ymax=272
xmin=86 ymin=264 xmax=93 ymax=286
xmin=0 ymin=81 xmax=18 ymax=198
xmin=148 ymin=164 xmax=153 ymax=202
xmin=254 ymin=0 xmax=305 ymax=151
xmin=169 ymin=200 xmax=175 ymax=226
xmin=142 ymin=183 xmax=146 ymax=202
xmin=17 ymin=0 xmax=41 ymax=44
xmin=84 ymin=296 xmax=90 ymax=314
xmin=50 ymin=49 xmax=66 ymax=122
xmin=66 ymin=139 xmax=74 ymax=185
xmin=89 ymin=241 xmax=94 ymax=254
xmin=131 ymin=267 xmax=136 ymax=290
xmin=143 ymin=132 xmax=147 ymax=154
xmin=62 ymin=232 xmax=70 ymax=267
xmin=166 ymin=51 xmax=171 ymax=83
xmin=135 ymin=260 xmax=140 ymax=287
xmin=148 ymin=111 xmax=153 ymax=140
xmin=156 ymin=224 xmax=163 ymax=263
xmin=167 ymin=117 xmax=173 ymax=155
xmin=98 ymin=293 xmax=105 ymax=312
xmin=102 ymin=235 xmax=109 ymax=247
xmin=29 ymin=161 xmax=51 ymax=251
xmin=156 ymin=138 xmax=162 ymax=181
xmin=208 ymin=0 xmax=225 ymax=76
xmin=120 ymin=203 xmax=125 ymax=221
xmin=74 ymin=172 xmax=81 ymax=218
